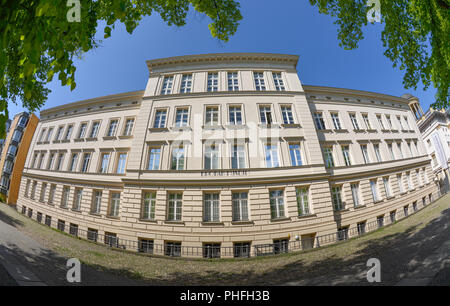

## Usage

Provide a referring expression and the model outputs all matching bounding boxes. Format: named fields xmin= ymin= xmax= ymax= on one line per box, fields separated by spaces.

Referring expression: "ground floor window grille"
xmin=165 ymin=242 xmax=181 ymax=257
xmin=87 ymin=229 xmax=98 ymax=242
xmin=27 ymin=208 xmax=33 ymax=218
xmin=21 ymin=206 xmax=26 ymax=214
xmin=45 ymin=215 xmax=51 ymax=226
xmin=105 ymin=233 xmax=118 ymax=248
xmin=69 ymin=224 xmax=78 ymax=236
xmin=233 ymin=242 xmax=251 ymax=258
xmin=337 ymin=227 xmax=349 ymax=241
xmin=377 ymin=216 xmax=384 ymax=228
xmin=203 ymin=243 xmax=221 ymax=258
xmin=138 ymin=239 xmax=154 ymax=254
xmin=357 ymin=222 xmax=366 ymax=235
xmin=390 ymin=211 xmax=396 ymax=223
xmin=273 ymin=239 xmax=289 ymax=254
xmin=37 ymin=212 xmax=42 ymax=223
xmin=57 ymin=220 xmax=65 ymax=232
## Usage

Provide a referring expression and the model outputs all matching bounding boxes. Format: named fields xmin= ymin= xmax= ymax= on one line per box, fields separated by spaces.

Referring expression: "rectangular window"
xmin=73 ymin=188 xmax=83 ymax=211
xmin=180 ymin=74 xmax=192 ymax=93
xmin=203 ymin=243 xmax=221 ymax=259
xmin=228 ymin=106 xmax=242 ymax=125
xmin=147 ymin=147 xmax=161 ymax=170
xmin=390 ymin=211 xmax=397 ymax=223
xmin=123 ymin=118 xmax=134 ymax=136
xmin=57 ymin=220 xmax=65 ymax=232
xmin=138 ymin=239 xmax=154 ymax=254
xmin=69 ymin=153 xmax=78 ymax=172
xmin=81 ymin=153 xmax=91 ymax=172
xmin=406 ymin=172 xmax=413 ymax=190
xmin=272 ymin=72 xmax=285 ymax=91
xmin=89 ymin=122 xmax=100 ymax=138
xmin=386 ymin=115 xmax=392 ymax=129
xmin=91 ymin=190 xmax=102 ymax=214
xmin=374 ymin=144 xmax=382 ymax=162
xmin=109 ymin=192 xmax=121 ymax=217
xmin=175 ymin=108 xmax=189 ymax=127
xmin=234 ymin=242 xmax=251 ymax=258
xmin=349 ymin=113 xmax=360 ymax=130
xmin=232 ymin=192 xmax=248 ymax=221
xmin=12 ymin=130 xmax=22 ymax=142
xmin=47 ymin=153 xmax=56 ymax=170
xmin=254 ymin=72 xmax=266 ymax=91
xmin=37 ymin=212 xmax=42 ymax=223
xmin=207 ymin=72 xmax=218 ymax=92
xmin=265 ymin=144 xmax=279 ymax=168
xmin=383 ymin=177 xmax=392 ymax=198
xmin=296 ymin=187 xmax=310 ymax=216
xmin=38 ymin=153 xmax=46 ymax=169
xmin=165 ymin=241 xmax=181 ymax=257
xmin=38 ymin=129 xmax=46 ymax=142
xmin=397 ymin=174 xmax=405 ymax=193
xmin=388 ymin=144 xmax=395 ymax=160
xmin=39 ymin=183 xmax=47 ymax=202
xmin=397 ymin=142 xmax=404 ymax=159
xmin=331 ymin=186 xmax=343 ymax=211
xmin=153 ymin=110 xmax=167 ymax=128
xmin=30 ymin=181 xmax=37 ymax=199
xmin=204 ymin=144 xmax=220 ymax=170
xmin=370 ymin=180 xmax=379 ymax=202
xmin=69 ymin=224 xmax=78 ymax=237
xmin=337 ymin=227 xmax=349 ymax=241
xmin=351 ymin=183 xmax=361 ymax=207
xmin=313 ymin=113 xmax=326 ymax=130
xmin=227 ymin=72 xmax=239 ymax=91
xmin=416 ymin=170 xmax=422 ymax=186
xmin=323 ymin=147 xmax=334 ymax=168
xmin=289 ymin=143 xmax=303 ymax=166
xmin=361 ymin=145 xmax=370 ymax=164
xmin=105 ymin=232 xmax=118 ymax=247
xmin=331 ymin=113 xmax=342 ymax=130
xmin=48 ymin=184 xmax=56 ymax=204
xmin=281 ymin=106 xmax=294 ymax=124
xmin=377 ymin=115 xmax=385 ymax=130
xmin=167 ymin=193 xmax=182 ymax=221
xmin=404 ymin=205 xmax=409 ymax=217
xmin=116 ymin=153 xmax=127 ymax=174
xmin=45 ymin=128 xmax=53 ymax=142
xmin=7 ymin=145 xmax=17 ymax=157
xmin=45 ymin=215 xmax=52 ymax=226
xmin=142 ymin=192 xmax=156 ymax=220
xmin=203 ymin=193 xmax=220 ymax=222
xmin=55 ymin=126 xmax=64 ymax=141
xmin=100 ymin=153 xmax=110 ymax=173
xmin=357 ymin=222 xmax=366 ymax=235
xmin=362 ymin=114 xmax=372 ymax=130
xmin=64 ymin=125 xmax=73 ymax=140
xmin=61 ymin=186 xmax=70 ymax=208
xmin=205 ymin=106 xmax=219 ymax=126
xmin=107 ymin=120 xmax=118 ymax=137
xmin=259 ymin=106 xmax=273 ymax=124
xmin=377 ymin=215 xmax=384 ymax=228
xmin=342 ymin=145 xmax=352 ymax=166
xmin=77 ymin=123 xmax=87 ymax=138
xmin=231 ymin=144 xmax=246 ymax=169
xmin=161 ymin=76 xmax=174 ymax=95
xmin=171 ymin=147 xmax=185 ymax=170
xmin=273 ymin=239 xmax=289 ymax=254
xmin=269 ymin=190 xmax=285 ymax=219
xmin=404 ymin=116 xmax=411 ymax=130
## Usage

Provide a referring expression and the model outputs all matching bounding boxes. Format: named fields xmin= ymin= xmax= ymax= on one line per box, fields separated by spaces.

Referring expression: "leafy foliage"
xmin=309 ymin=0 xmax=449 ymax=109
xmin=0 ymin=0 xmax=242 ymax=137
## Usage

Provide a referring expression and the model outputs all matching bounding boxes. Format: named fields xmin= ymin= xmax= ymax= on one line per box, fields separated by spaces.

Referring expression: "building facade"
xmin=16 ymin=53 xmax=438 ymax=258
xmin=414 ymin=106 xmax=450 ymax=194
xmin=0 ymin=112 xmax=39 ymax=204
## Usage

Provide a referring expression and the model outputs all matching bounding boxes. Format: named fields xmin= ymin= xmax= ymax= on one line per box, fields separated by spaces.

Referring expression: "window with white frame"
xmin=281 ymin=106 xmax=294 ymax=124
xmin=47 ymin=153 xmax=56 ymax=170
xmin=376 ymin=115 xmax=385 ymax=130
xmin=253 ymin=72 xmax=266 ymax=91
xmin=69 ymin=153 xmax=78 ymax=172
xmin=416 ymin=170 xmax=422 ymax=186
xmin=106 ymin=119 xmax=118 ymax=137
xmin=265 ymin=143 xmax=280 ymax=168
xmin=116 ymin=153 xmax=127 ymax=174
xmin=296 ymin=187 xmax=310 ymax=215
xmin=89 ymin=122 xmax=100 ymax=138
xmin=167 ymin=193 xmax=182 ymax=221
xmin=147 ymin=147 xmax=161 ymax=170
xmin=228 ymin=105 xmax=243 ymax=125
xmin=331 ymin=186 xmax=343 ymax=211
xmin=171 ymin=146 xmax=185 ymax=170
xmin=269 ymin=190 xmax=285 ymax=219
xmin=259 ymin=105 xmax=273 ymax=124
xmin=406 ymin=172 xmax=413 ymax=190
xmin=397 ymin=174 xmax=405 ymax=193
xmin=55 ymin=153 xmax=64 ymax=170
xmin=37 ymin=152 xmax=46 ymax=169
xmin=204 ymin=143 xmax=220 ymax=170
xmin=350 ymin=183 xmax=361 ymax=207
xmin=289 ymin=143 xmax=303 ymax=166
xmin=161 ymin=76 xmax=174 ymax=95
xmin=142 ymin=192 xmax=156 ymax=220
xmin=331 ymin=113 xmax=342 ymax=130
xmin=123 ymin=118 xmax=134 ymax=136
xmin=30 ymin=181 xmax=37 ymax=199
xmin=64 ymin=125 xmax=73 ymax=140
xmin=175 ymin=108 xmax=189 ymax=127
xmin=73 ymin=188 xmax=83 ymax=211
xmin=362 ymin=114 xmax=372 ymax=130
xmin=109 ymin=192 xmax=121 ymax=217
xmin=207 ymin=72 xmax=218 ymax=92
xmin=383 ymin=177 xmax=392 ymax=198
xmin=388 ymin=143 xmax=395 ymax=160
xmin=48 ymin=184 xmax=56 ymax=204
xmin=404 ymin=116 xmax=411 ymax=130
xmin=272 ymin=72 xmax=285 ymax=91
xmin=323 ymin=146 xmax=334 ymax=168
xmin=313 ymin=112 xmax=326 ymax=130
xmin=231 ymin=144 xmax=246 ymax=169
xmin=80 ymin=153 xmax=91 ymax=172
xmin=91 ymin=190 xmax=102 ymax=214
xmin=349 ymin=113 xmax=360 ymax=130
xmin=232 ymin=192 xmax=248 ymax=221
xmin=12 ymin=130 xmax=23 ymax=142
xmin=203 ymin=193 xmax=220 ymax=222
xmin=61 ymin=186 xmax=70 ymax=208
xmin=205 ymin=106 xmax=219 ymax=126
xmin=39 ymin=183 xmax=47 ymax=202
xmin=370 ymin=180 xmax=380 ymax=202
xmin=386 ymin=115 xmax=392 ymax=129
xmin=397 ymin=142 xmax=404 ymax=159
xmin=55 ymin=126 xmax=64 ymax=141
xmin=45 ymin=127 xmax=53 ymax=142
xmin=227 ymin=72 xmax=239 ymax=91
xmin=374 ymin=144 xmax=382 ymax=162
xmin=153 ymin=110 xmax=167 ymax=128
xmin=77 ymin=123 xmax=87 ymax=138
xmin=99 ymin=153 xmax=110 ymax=173
xmin=342 ymin=145 xmax=352 ymax=166
xmin=361 ymin=145 xmax=370 ymax=164
xmin=180 ymin=74 xmax=192 ymax=93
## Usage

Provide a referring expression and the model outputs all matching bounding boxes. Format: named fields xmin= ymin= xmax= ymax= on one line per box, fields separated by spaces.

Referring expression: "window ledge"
xmin=400 ymin=192 xmax=407 ymax=195
xmin=89 ymin=212 xmax=102 ymax=217
xmin=172 ymin=126 xmax=191 ymax=132
xmin=106 ymin=215 xmax=120 ymax=220
xmin=317 ymin=129 xmax=333 ymax=133
xmin=61 ymin=139 xmax=71 ymax=143
xmin=103 ymin=136 xmax=116 ymax=140
xmin=52 ymin=140 xmax=61 ymax=144
xmin=201 ymin=221 xmax=224 ymax=226
xmin=373 ymin=200 xmax=383 ymax=204
xmin=118 ymin=135 xmax=133 ymax=139
xmin=281 ymin=123 xmax=301 ymax=128
xmin=43 ymin=141 xmax=50 ymax=144
xmin=334 ymin=208 xmax=349 ymax=213
xmin=297 ymin=213 xmax=317 ymax=219
xmin=202 ymin=125 xmax=224 ymax=130
xmin=231 ymin=220 xmax=254 ymax=225
xmin=366 ymin=129 xmax=378 ymax=133
xmin=149 ymin=127 xmax=169 ymax=132
xmin=71 ymin=209 xmax=82 ymax=213
xmin=353 ymin=129 xmax=366 ymax=133
xmin=270 ymin=217 xmax=291 ymax=222
xmin=139 ymin=218 xmax=157 ymax=223
xmin=381 ymin=129 xmax=391 ymax=133
xmin=391 ymin=129 xmax=399 ymax=132
xmin=354 ymin=205 xmax=366 ymax=209
xmin=259 ymin=123 xmax=281 ymax=129
xmin=225 ymin=124 xmax=247 ymax=130
xmin=59 ymin=206 xmax=69 ymax=210
xmin=386 ymin=196 xmax=395 ymax=200
xmin=164 ymin=220 xmax=184 ymax=225
xmin=85 ymin=137 xmax=97 ymax=141
xmin=334 ymin=129 xmax=348 ymax=133
xmin=74 ymin=138 xmax=85 ymax=142
xmin=401 ymin=129 xmax=409 ymax=133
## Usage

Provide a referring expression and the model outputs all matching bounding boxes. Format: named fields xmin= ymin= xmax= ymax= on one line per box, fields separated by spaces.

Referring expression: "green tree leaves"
xmin=309 ymin=0 xmax=449 ymax=109
xmin=0 ymin=0 xmax=242 ymax=137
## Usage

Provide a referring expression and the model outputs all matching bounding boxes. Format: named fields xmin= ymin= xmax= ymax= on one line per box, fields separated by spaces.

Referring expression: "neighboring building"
xmin=0 ymin=119 xmax=12 ymax=155
xmin=0 ymin=112 xmax=39 ymax=204
xmin=16 ymin=53 xmax=438 ymax=258
xmin=413 ymin=102 xmax=450 ymax=194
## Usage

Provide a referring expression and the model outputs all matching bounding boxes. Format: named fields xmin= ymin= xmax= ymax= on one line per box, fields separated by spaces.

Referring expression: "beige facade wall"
xmin=16 ymin=53 xmax=439 ymax=258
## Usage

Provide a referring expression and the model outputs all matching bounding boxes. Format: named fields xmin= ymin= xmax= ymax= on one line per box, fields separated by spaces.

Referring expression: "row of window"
xmin=30 ymin=150 xmax=128 ymax=174
xmin=160 ymin=71 xmax=286 ymax=95
xmin=331 ymin=168 xmax=430 ymax=211
xmin=322 ymin=140 xmax=420 ymax=168
xmin=313 ymin=111 xmax=414 ymax=132
xmin=37 ymin=117 xmax=135 ymax=144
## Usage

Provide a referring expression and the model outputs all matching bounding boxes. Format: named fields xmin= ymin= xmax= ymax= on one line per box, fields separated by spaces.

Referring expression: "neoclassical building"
xmin=16 ymin=53 xmax=438 ymax=258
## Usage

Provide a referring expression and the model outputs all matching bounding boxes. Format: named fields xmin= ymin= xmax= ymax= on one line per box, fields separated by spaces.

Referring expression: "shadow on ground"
xmin=1 ymin=204 xmax=449 ymax=286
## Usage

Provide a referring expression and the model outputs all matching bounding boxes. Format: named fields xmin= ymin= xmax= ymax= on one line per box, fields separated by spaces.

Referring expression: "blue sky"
xmin=9 ymin=1 xmax=437 ymax=117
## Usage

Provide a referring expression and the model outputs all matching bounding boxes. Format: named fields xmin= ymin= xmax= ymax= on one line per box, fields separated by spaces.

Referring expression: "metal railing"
xmin=16 ymin=190 xmax=439 ymax=259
